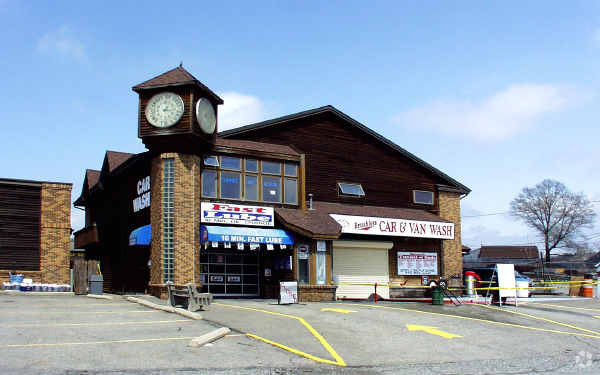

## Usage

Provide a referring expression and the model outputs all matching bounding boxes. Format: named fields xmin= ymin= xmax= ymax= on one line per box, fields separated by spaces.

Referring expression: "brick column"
xmin=40 ymin=183 xmax=72 ymax=284
xmin=438 ymin=191 xmax=462 ymax=281
xmin=149 ymin=153 xmax=201 ymax=298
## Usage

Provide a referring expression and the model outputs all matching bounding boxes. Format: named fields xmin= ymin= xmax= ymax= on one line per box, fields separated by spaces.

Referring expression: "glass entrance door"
xmin=200 ymin=247 xmax=259 ymax=297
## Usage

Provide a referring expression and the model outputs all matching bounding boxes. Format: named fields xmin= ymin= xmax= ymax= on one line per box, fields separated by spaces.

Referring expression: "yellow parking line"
xmin=476 ymin=304 xmax=600 ymax=337
xmin=0 ymin=319 xmax=191 ymax=328
xmin=0 ymin=310 xmax=159 ymax=315
xmin=321 ymin=308 xmax=356 ymax=314
xmin=523 ymin=302 xmax=600 ymax=313
xmin=214 ymin=303 xmax=346 ymax=366
xmin=247 ymin=334 xmax=342 ymax=366
xmin=336 ymin=303 xmax=600 ymax=340
xmin=0 ymin=337 xmax=195 ymax=348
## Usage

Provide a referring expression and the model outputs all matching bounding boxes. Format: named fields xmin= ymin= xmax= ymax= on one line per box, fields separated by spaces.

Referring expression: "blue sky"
xmin=1 ymin=1 xmax=599 ymax=252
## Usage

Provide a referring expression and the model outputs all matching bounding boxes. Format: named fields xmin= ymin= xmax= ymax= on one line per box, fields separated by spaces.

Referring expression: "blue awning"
xmin=129 ymin=224 xmax=151 ymax=246
xmin=200 ymin=225 xmax=294 ymax=245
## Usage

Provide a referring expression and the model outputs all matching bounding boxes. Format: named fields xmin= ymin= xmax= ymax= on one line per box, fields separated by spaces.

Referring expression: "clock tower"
xmin=132 ymin=66 xmax=224 ymax=296
xmin=132 ymin=65 xmax=224 ymax=154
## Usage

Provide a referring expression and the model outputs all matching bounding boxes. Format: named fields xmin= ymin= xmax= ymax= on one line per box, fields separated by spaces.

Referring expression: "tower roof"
xmin=132 ymin=66 xmax=223 ymax=104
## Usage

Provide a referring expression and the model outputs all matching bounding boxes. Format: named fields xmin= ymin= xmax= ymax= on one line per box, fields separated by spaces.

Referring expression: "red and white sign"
xmin=329 ymin=214 xmax=454 ymax=240
xmin=397 ymin=252 xmax=438 ymax=276
xmin=201 ymin=202 xmax=274 ymax=227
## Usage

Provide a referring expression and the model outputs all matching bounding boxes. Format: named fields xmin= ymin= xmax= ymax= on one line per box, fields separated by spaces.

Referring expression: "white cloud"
xmin=37 ymin=25 xmax=87 ymax=63
xmin=218 ymin=92 xmax=266 ymax=131
xmin=394 ymin=84 xmax=575 ymax=142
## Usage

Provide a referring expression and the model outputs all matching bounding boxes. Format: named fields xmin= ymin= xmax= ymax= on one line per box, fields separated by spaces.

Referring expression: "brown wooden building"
xmin=0 ymin=178 xmax=72 ymax=284
xmin=74 ymin=66 xmax=470 ymax=301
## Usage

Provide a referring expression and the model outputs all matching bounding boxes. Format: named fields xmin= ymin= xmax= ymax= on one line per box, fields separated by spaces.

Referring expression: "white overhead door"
xmin=333 ymin=240 xmax=392 ymax=300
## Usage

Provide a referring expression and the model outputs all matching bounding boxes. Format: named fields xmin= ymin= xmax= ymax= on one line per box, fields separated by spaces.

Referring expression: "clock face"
xmin=195 ymin=98 xmax=216 ymax=134
xmin=145 ymin=92 xmax=185 ymax=128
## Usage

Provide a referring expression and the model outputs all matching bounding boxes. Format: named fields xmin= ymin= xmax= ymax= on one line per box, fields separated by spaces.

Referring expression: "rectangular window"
xmin=316 ymin=252 xmax=326 ymax=285
xmin=220 ymin=172 xmax=241 ymax=199
xmin=245 ymin=159 xmax=258 ymax=173
xmin=414 ymin=190 xmax=434 ymax=205
xmin=262 ymin=176 xmax=281 ymax=202
xmin=202 ymin=170 xmax=217 ymax=197
xmin=162 ymin=158 xmax=174 ymax=283
xmin=298 ymin=258 xmax=309 ymax=285
xmin=245 ymin=174 xmax=258 ymax=201
xmin=221 ymin=156 xmax=241 ymax=171
xmin=262 ymin=161 xmax=281 ymax=175
xmin=203 ymin=156 xmax=219 ymax=167
xmin=338 ymin=182 xmax=365 ymax=197
xmin=284 ymin=178 xmax=297 ymax=204
xmin=284 ymin=163 xmax=297 ymax=177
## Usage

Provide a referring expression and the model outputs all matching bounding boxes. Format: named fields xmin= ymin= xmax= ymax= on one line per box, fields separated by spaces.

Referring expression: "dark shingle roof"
xmin=479 ymin=246 xmax=540 ymax=259
xmin=215 ymin=138 xmax=300 ymax=157
xmin=132 ymin=66 xmax=223 ymax=104
xmin=276 ymin=201 xmax=450 ymax=238
xmin=105 ymin=151 xmax=135 ymax=172
xmin=85 ymin=169 xmax=100 ymax=189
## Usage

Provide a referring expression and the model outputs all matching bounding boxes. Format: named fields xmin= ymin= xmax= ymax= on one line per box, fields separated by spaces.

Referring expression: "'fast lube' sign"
xmin=132 ymin=176 xmax=151 ymax=213
xmin=201 ymin=202 xmax=274 ymax=227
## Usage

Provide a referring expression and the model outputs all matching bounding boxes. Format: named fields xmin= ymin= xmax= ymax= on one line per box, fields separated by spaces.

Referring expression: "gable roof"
xmin=220 ymin=105 xmax=470 ymax=194
xmin=479 ymin=246 xmax=540 ymax=259
xmin=105 ymin=151 xmax=135 ymax=173
xmin=85 ymin=169 xmax=100 ymax=189
xmin=132 ymin=66 xmax=224 ymax=104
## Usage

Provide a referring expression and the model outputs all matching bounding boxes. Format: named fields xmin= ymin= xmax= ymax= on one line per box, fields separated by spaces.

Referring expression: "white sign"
xmin=316 ymin=240 xmax=327 ymax=252
xmin=297 ymin=244 xmax=309 ymax=259
xmin=201 ymin=203 xmax=274 ymax=227
xmin=330 ymin=214 xmax=454 ymax=240
xmin=280 ymin=281 xmax=298 ymax=304
xmin=497 ymin=263 xmax=517 ymax=299
xmin=132 ymin=176 xmax=151 ymax=213
xmin=397 ymin=252 xmax=438 ymax=275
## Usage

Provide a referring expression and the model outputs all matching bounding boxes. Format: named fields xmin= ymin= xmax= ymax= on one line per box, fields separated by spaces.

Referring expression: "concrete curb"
xmin=189 ymin=327 xmax=231 ymax=347
xmin=126 ymin=296 xmax=204 ymax=319
xmin=174 ymin=307 xmax=203 ymax=320
xmin=0 ymin=290 xmax=74 ymax=296
xmin=87 ymin=294 xmax=113 ymax=300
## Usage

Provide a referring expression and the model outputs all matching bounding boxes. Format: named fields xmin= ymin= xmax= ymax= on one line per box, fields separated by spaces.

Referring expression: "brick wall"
xmin=39 ymin=183 xmax=72 ymax=284
xmin=149 ymin=153 xmax=201 ymax=298
xmin=438 ymin=191 xmax=462 ymax=282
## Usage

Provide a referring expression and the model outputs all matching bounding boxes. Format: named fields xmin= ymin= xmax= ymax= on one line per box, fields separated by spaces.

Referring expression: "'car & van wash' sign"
xmin=329 ymin=214 xmax=454 ymax=240
xmin=201 ymin=202 xmax=274 ymax=227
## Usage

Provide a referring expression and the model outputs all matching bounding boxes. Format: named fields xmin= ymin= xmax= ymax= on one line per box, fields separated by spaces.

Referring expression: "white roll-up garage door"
xmin=333 ymin=240 xmax=392 ymax=300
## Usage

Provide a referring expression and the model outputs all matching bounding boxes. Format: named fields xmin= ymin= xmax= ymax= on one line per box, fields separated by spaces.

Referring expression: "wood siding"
xmin=0 ymin=183 xmax=41 ymax=270
xmin=225 ymin=112 xmax=448 ymax=212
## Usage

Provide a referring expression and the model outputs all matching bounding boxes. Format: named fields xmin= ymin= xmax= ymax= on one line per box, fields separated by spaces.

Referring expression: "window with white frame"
xmin=338 ymin=182 xmax=365 ymax=197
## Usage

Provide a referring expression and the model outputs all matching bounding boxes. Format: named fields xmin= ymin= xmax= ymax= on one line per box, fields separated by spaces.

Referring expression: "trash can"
xmin=432 ymin=287 xmax=444 ymax=305
xmin=464 ymin=271 xmax=478 ymax=296
xmin=89 ymin=274 xmax=104 ymax=295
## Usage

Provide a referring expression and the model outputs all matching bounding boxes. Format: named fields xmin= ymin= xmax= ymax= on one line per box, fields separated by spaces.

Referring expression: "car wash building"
xmin=74 ymin=66 xmax=470 ymax=301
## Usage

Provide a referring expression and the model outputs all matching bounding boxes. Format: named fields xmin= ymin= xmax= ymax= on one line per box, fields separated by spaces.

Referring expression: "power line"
xmin=462 ymin=200 xmax=600 ymax=219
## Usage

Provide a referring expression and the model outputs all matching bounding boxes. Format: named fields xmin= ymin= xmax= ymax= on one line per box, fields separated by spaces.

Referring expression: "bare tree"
xmin=510 ymin=179 xmax=596 ymax=262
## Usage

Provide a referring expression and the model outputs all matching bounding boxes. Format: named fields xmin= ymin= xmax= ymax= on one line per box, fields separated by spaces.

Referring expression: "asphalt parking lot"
xmin=2 ymin=294 xmax=600 ymax=374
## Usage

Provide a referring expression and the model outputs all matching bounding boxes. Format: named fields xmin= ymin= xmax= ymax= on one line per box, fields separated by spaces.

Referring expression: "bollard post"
xmin=374 ymin=282 xmax=378 ymax=303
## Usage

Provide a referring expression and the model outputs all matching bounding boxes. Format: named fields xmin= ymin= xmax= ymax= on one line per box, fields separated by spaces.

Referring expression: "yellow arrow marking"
xmin=406 ymin=324 xmax=462 ymax=339
xmin=321 ymin=308 xmax=356 ymax=314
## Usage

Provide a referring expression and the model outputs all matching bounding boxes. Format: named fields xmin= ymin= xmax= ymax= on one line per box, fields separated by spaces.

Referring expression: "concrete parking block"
xmin=188 ymin=327 xmax=231 ymax=347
